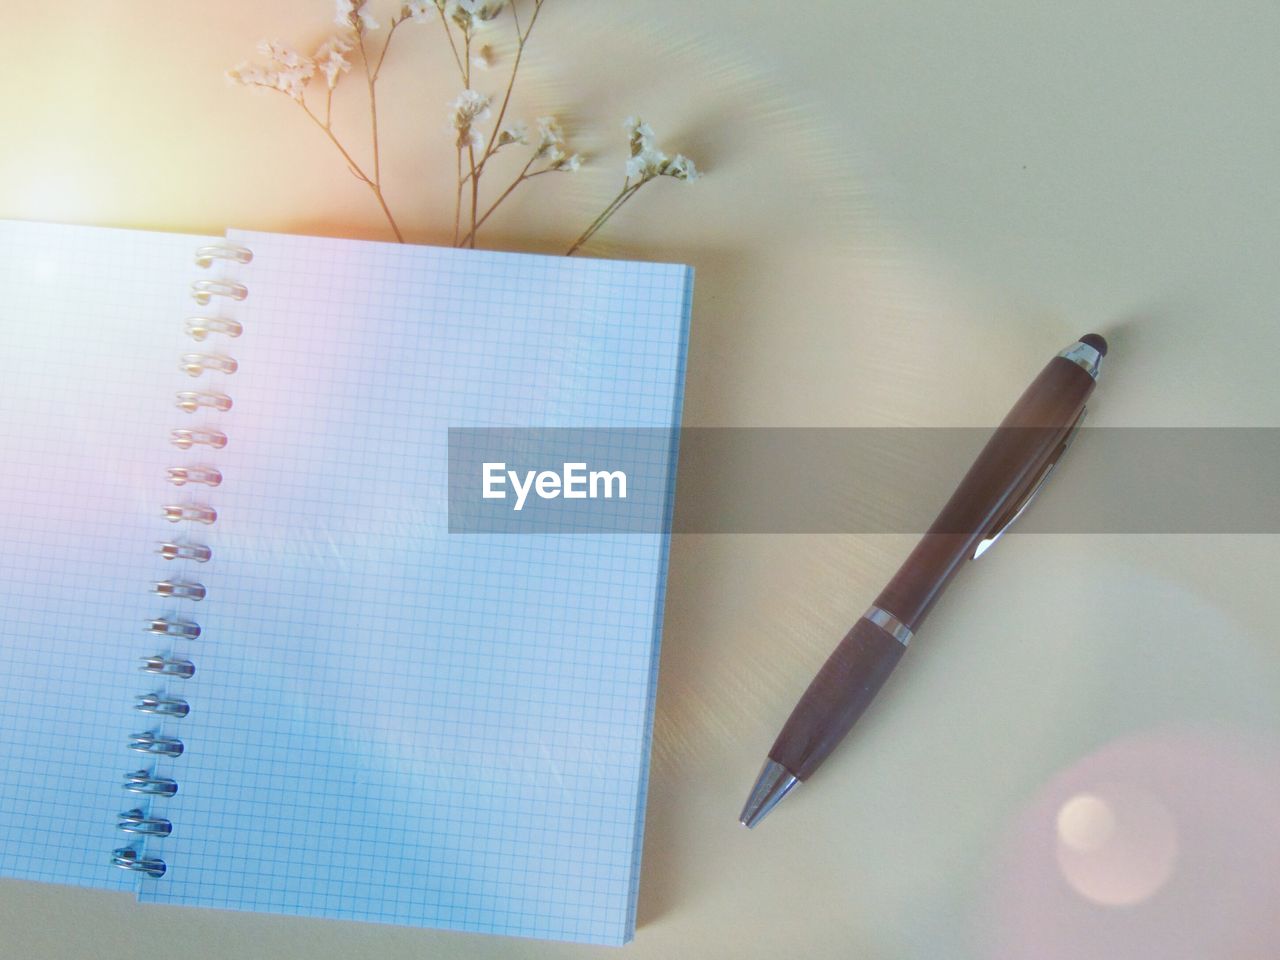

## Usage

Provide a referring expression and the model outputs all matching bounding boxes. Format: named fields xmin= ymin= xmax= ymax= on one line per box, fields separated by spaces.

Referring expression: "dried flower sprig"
xmin=227 ymin=1 xmax=408 ymax=240
xmin=438 ymin=0 xmax=554 ymax=248
xmin=566 ymin=116 xmax=700 ymax=255
xmin=227 ymin=0 xmax=700 ymax=254
xmin=457 ymin=117 xmax=582 ymax=246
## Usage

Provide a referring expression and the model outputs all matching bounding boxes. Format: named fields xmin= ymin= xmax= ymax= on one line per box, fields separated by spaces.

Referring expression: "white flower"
xmin=457 ymin=0 xmax=505 ymax=13
xmin=401 ymin=0 xmax=435 ymax=22
xmin=529 ymin=117 xmax=582 ymax=171
xmin=534 ymin=116 xmax=564 ymax=156
xmin=623 ymin=115 xmax=656 ymax=157
xmin=618 ymin=118 xmax=700 ymax=181
xmin=313 ymin=35 xmax=353 ymax=89
xmin=626 ymin=148 xmax=668 ymax=180
xmin=449 ymin=89 xmax=492 ymax=149
xmin=663 ymin=153 xmax=700 ymax=181
xmin=553 ymin=152 xmax=583 ymax=173
xmin=226 ymin=62 xmax=270 ymax=88
xmin=335 ymin=0 xmax=379 ymax=32
xmin=281 ymin=73 xmax=309 ymax=100
xmin=450 ymin=89 xmax=492 ymax=126
xmin=257 ymin=40 xmax=309 ymax=70
xmin=230 ymin=42 xmax=316 ymax=102
xmin=471 ymin=44 xmax=495 ymax=70
xmin=451 ymin=0 xmax=506 ymax=31
xmin=536 ymin=116 xmax=563 ymax=142
xmin=496 ymin=121 xmax=527 ymax=146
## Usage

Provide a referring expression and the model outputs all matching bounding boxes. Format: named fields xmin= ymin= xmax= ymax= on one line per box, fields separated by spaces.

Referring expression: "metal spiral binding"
xmin=190 ymin=279 xmax=247 ymax=306
xmin=128 ymin=733 xmax=185 ymax=758
xmin=184 ymin=317 xmax=243 ymax=341
xmin=157 ymin=541 xmax=212 ymax=563
xmin=179 ymin=353 xmax=239 ymax=377
xmin=170 ymin=428 xmax=227 ymax=450
xmin=162 ymin=504 xmax=217 ymax=524
xmin=175 ymin=390 xmax=232 ymax=414
xmin=115 ymin=241 xmax=249 ymax=881
xmin=111 ymin=847 xmax=167 ymax=878
xmin=122 ymin=770 xmax=179 ymax=796
xmin=167 ymin=466 xmax=222 ymax=487
xmin=146 ymin=617 xmax=201 ymax=640
xmin=193 ymin=242 xmax=253 ymax=268
xmin=140 ymin=655 xmax=196 ymax=678
xmin=118 ymin=809 xmax=174 ymax=836
xmin=134 ymin=693 xmax=190 ymax=718
xmin=116 ymin=814 xmax=172 ymax=834
xmin=151 ymin=580 xmax=206 ymax=602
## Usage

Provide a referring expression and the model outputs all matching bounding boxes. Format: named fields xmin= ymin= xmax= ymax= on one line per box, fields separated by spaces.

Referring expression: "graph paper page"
xmin=140 ymin=230 xmax=692 ymax=944
xmin=0 ymin=220 xmax=220 ymax=890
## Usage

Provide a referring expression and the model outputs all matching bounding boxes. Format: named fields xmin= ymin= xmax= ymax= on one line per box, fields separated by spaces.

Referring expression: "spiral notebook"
xmin=0 ymin=220 xmax=692 ymax=945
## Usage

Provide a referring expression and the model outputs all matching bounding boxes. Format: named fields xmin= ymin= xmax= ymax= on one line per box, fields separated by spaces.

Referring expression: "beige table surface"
xmin=3 ymin=2 xmax=1279 ymax=957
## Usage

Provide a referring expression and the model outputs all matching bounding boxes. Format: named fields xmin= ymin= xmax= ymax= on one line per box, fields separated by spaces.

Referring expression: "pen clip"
xmin=972 ymin=407 xmax=1088 ymax=559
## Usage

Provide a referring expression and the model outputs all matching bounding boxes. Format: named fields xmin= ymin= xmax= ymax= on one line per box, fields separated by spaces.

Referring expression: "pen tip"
xmin=738 ymin=759 xmax=800 ymax=829
xmin=1079 ymin=333 xmax=1108 ymax=357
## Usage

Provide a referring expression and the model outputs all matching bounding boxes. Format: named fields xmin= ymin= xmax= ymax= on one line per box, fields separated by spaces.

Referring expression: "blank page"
xmin=140 ymin=230 xmax=692 ymax=944
xmin=0 ymin=221 xmax=220 ymax=890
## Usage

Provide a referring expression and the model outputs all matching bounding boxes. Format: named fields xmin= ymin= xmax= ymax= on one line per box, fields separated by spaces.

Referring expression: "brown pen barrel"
xmin=768 ymin=343 xmax=1101 ymax=783
xmin=769 ymin=617 xmax=907 ymax=780
xmin=876 ymin=352 xmax=1098 ymax=629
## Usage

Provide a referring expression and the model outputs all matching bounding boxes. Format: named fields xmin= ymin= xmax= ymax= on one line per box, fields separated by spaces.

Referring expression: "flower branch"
xmin=459 ymin=118 xmax=580 ymax=246
xmin=567 ymin=117 xmax=699 ymax=255
xmin=227 ymin=22 xmax=405 ymax=242
xmin=477 ymin=0 xmax=544 ymax=177
xmin=227 ymin=1 xmax=699 ymax=253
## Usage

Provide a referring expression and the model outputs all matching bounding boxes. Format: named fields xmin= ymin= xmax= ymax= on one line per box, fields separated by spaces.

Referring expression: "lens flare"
xmin=1054 ymin=786 xmax=1178 ymax=907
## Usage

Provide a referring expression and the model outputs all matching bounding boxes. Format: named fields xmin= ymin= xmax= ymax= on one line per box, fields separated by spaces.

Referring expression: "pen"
xmin=739 ymin=334 xmax=1108 ymax=828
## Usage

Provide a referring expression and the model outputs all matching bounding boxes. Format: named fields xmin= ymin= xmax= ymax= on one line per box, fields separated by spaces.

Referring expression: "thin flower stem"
xmin=463 ymin=29 xmax=472 ymax=89
xmin=459 ymin=153 xmax=540 ymax=246
xmin=438 ymin=6 xmax=467 ymax=82
xmin=566 ymin=180 xmax=647 ymax=256
xmin=477 ymin=0 xmax=544 ymax=178
xmin=459 ymin=138 xmax=535 ymax=186
xmin=369 ymin=179 xmax=405 ymax=242
xmin=573 ymin=184 xmax=637 ymax=248
xmin=372 ymin=17 xmax=403 ymax=83
xmin=454 ymin=145 xmax=464 ymax=245
xmin=467 ymin=142 xmax=479 ymax=248
xmin=448 ymin=4 xmax=546 ymax=247
xmin=299 ymin=100 xmax=404 ymax=242
xmin=461 ymin=27 xmax=477 ymax=247
xmin=356 ymin=33 xmax=381 ymax=186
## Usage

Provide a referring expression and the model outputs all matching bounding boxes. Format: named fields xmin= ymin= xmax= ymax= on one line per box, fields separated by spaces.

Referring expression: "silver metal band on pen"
xmin=1057 ymin=341 xmax=1103 ymax=379
xmin=862 ymin=605 xmax=913 ymax=646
